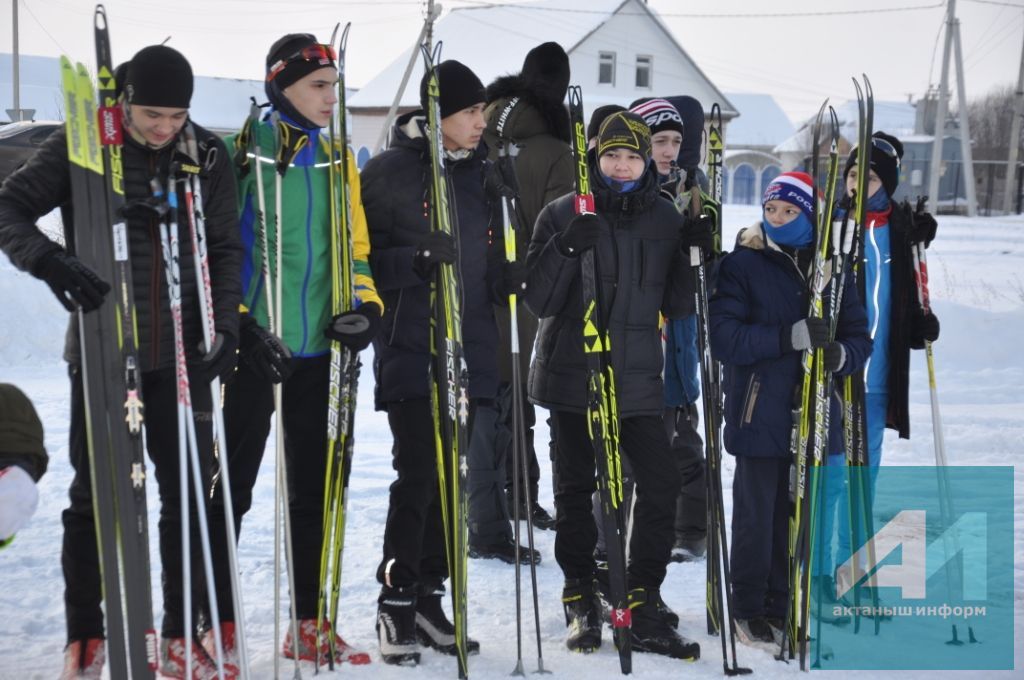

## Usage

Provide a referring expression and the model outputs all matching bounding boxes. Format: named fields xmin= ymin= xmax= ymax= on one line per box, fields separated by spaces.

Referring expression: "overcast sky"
xmin=2 ymin=0 xmax=1021 ymax=124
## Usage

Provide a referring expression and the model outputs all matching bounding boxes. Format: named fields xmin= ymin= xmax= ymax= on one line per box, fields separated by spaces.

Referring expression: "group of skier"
xmin=0 ymin=24 xmax=941 ymax=680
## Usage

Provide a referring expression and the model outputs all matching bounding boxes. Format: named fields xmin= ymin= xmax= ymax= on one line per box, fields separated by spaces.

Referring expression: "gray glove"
xmin=783 ymin=317 xmax=828 ymax=353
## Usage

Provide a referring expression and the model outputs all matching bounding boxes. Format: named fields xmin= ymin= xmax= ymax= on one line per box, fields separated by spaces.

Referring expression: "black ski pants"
xmin=376 ymin=398 xmax=448 ymax=589
xmin=498 ymin=381 xmax=541 ymax=505
xmin=550 ymin=410 xmax=679 ymax=589
xmin=63 ymin=365 xmax=214 ymax=641
xmin=467 ymin=399 xmax=513 ymax=546
xmin=209 ymin=354 xmax=332 ymax=621
xmin=730 ymin=456 xmax=791 ymax=620
xmin=666 ymin=403 xmax=707 ymax=542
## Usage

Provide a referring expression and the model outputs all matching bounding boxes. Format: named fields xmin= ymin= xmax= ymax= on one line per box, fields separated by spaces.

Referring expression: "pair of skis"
xmin=780 ymin=99 xmax=843 ymax=669
xmin=689 ymin=106 xmax=751 ymax=677
xmin=566 ymin=85 xmax=631 ymax=675
xmin=421 ymin=42 xmax=471 ymax=679
xmin=61 ymin=18 xmax=157 ymax=678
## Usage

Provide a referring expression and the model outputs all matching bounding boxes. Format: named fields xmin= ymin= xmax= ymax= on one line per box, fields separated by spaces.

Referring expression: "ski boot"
xmin=282 ymin=618 xmax=371 ymax=665
xmin=629 ymin=587 xmax=700 ymax=660
xmin=415 ymin=582 xmax=480 ymax=656
xmin=377 ymin=585 xmax=420 ymax=666
xmin=59 ymin=638 xmax=105 ymax=680
xmin=562 ymin=578 xmax=602 ymax=653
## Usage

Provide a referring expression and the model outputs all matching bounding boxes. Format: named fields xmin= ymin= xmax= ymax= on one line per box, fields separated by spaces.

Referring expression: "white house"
xmin=347 ymin=0 xmax=737 ymax=161
xmin=721 ymin=92 xmax=794 ymax=205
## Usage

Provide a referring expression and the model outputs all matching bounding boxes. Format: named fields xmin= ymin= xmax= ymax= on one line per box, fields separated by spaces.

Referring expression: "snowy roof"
xmin=1 ymin=53 xmax=356 ymax=133
xmin=773 ymin=99 xmax=917 ymax=154
xmin=349 ymin=0 xmax=623 ymax=109
xmin=722 ymin=93 xmax=793 ymax=147
xmin=347 ymin=0 xmax=734 ymax=116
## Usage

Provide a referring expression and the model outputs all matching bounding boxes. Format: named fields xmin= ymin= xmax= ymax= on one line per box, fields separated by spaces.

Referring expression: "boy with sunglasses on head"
xmin=206 ymin=32 xmax=382 ymax=667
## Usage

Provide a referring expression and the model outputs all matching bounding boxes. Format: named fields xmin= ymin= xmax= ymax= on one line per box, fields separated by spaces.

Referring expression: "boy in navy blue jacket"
xmin=709 ymin=172 xmax=872 ymax=650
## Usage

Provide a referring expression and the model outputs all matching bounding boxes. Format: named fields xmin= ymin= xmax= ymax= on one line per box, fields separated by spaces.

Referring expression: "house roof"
xmin=773 ymin=99 xmax=917 ymax=154
xmin=723 ymin=93 xmax=793 ymax=147
xmin=349 ymin=0 xmax=622 ymax=109
xmin=1 ymin=53 xmax=356 ymax=133
xmin=348 ymin=0 xmax=735 ymax=116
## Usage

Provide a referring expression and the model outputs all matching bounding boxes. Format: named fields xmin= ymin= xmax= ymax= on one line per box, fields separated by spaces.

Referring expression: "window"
xmin=599 ymin=52 xmax=615 ymax=85
xmin=635 ymin=55 xmax=652 ymax=89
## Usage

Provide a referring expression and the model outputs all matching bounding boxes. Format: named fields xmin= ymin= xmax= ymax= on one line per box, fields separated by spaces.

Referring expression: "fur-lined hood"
xmin=485 ymin=74 xmax=570 ymax=143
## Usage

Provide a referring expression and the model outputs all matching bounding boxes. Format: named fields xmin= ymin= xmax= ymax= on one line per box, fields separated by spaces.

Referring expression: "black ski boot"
xmin=562 ymin=578 xmax=602 ymax=653
xmin=377 ymin=586 xmax=420 ymax=666
xmin=415 ymin=583 xmax=481 ymax=656
xmin=629 ymin=587 xmax=700 ymax=660
xmin=649 ymin=589 xmax=680 ymax=629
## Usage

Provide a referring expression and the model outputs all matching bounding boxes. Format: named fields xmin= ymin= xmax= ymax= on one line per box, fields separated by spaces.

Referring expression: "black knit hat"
xmin=419 ymin=60 xmax=485 ymax=118
xmin=843 ymin=130 xmax=904 ymax=199
xmin=124 ymin=45 xmax=193 ymax=108
xmin=597 ymin=111 xmax=651 ymax=160
xmin=265 ymin=33 xmax=335 ymax=91
xmin=0 ymin=384 xmax=46 ymax=481
xmin=587 ymin=104 xmax=626 ymax=142
xmin=521 ymin=42 xmax=570 ymax=102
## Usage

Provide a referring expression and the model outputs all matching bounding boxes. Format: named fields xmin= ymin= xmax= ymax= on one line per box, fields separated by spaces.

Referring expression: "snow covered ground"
xmin=1 ymin=205 xmax=1021 ymax=679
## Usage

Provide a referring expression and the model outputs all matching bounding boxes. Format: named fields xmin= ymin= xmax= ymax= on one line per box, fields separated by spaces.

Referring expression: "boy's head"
xmin=597 ymin=111 xmax=651 ymax=184
xmin=762 ymin=171 xmax=816 ymax=247
xmin=122 ymin=45 xmax=193 ymax=148
xmin=265 ymin=33 xmax=338 ymax=129
xmin=629 ymin=98 xmax=683 ymax=176
xmin=419 ymin=60 xmax=486 ymax=151
xmin=843 ymin=131 xmax=903 ymax=201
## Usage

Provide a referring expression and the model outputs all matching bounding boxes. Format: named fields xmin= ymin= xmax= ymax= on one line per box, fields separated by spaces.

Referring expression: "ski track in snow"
xmin=1 ymin=208 xmax=1022 ymax=679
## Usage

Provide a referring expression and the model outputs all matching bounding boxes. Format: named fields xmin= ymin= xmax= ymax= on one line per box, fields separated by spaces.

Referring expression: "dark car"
xmin=0 ymin=121 xmax=61 ymax=185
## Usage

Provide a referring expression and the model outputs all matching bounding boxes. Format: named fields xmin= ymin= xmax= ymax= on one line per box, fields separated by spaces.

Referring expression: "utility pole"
xmin=7 ymin=0 xmax=35 ymax=122
xmin=373 ymin=0 xmax=441 ymax=152
xmin=927 ymin=0 xmax=978 ymax=216
xmin=1002 ymin=16 xmax=1024 ymax=215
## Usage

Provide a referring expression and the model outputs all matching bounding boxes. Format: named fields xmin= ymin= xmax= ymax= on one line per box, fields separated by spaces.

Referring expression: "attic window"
xmin=636 ymin=55 xmax=652 ymax=89
xmin=599 ymin=52 xmax=615 ymax=85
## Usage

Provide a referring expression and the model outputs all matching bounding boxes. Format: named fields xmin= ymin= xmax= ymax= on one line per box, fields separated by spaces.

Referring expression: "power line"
xmin=964 ymin=0 xmax=1024 ymax=7
xmin=455 ymin=0 xmax=944 ymax=18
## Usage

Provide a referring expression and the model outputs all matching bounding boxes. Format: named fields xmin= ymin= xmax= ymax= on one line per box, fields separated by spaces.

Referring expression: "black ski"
xmin=94 ymin=6 xmax=158 ymax=674
xmin=421 ymin=41 xmax=471 ymax=679
xmin=567 ymin=85 xmax=631 ymax=675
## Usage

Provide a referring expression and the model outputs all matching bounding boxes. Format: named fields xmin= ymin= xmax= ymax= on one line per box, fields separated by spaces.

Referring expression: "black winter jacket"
xmin=710 ymin=224 xmax=873 ymax=459
xmin=483 ymin=74 xmax=575 ymax=382
xmin=524 ymin=156 xmax=693 ymax=417
xmin=362 ymin=111 xmax=503 ymax=409
xmin=0 ymin=122 xmax=242 ymax=372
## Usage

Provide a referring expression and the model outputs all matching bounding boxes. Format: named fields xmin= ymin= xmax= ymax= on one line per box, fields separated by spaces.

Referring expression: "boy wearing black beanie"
xmin=361 ymin=58 xmax=516 ymax=664
xmin=0 ymin=44 xmax=244 ymax=678
xmin=206 ymin=31 xmax=383 ymax=668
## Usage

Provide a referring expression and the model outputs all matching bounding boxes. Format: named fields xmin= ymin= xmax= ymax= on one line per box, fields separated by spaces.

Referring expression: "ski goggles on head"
xmin=266 ymin=44 xmax=337 ymax=82
xmin=852 ymin=137 xmax=900 ymax=161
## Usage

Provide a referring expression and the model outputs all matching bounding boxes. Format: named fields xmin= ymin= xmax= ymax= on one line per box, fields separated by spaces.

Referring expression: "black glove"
xmin=239 ymin=313 xmax=293 ymax=383
xmin=910 ymin=309 xmax=940 ymax=347
xmin=498 ymin=260 xmax=528 ymax=299
xmin=413 ymin=231 xmax=457 ymax=279
xmin=559 ymin=213 xmax=602 ymax=256
xmin=681 ymin=213 xmax=715 ymax=257
xmin=782 ymin=317 xmax=829 ymax=353
xmin=485 ymin=153 xmax=519 ymax=200
xmin=823 ymin=341 xmax=846 ymax=372
xmin=325 ymin=302 xmax=382 ymax=352
xmin=198 ymin=331 xmax=239 ymax=384
xmin=908 ymin=209 xmax=938 ymax=248
xmin=35 ymin=249 xmax=111 ymax=312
